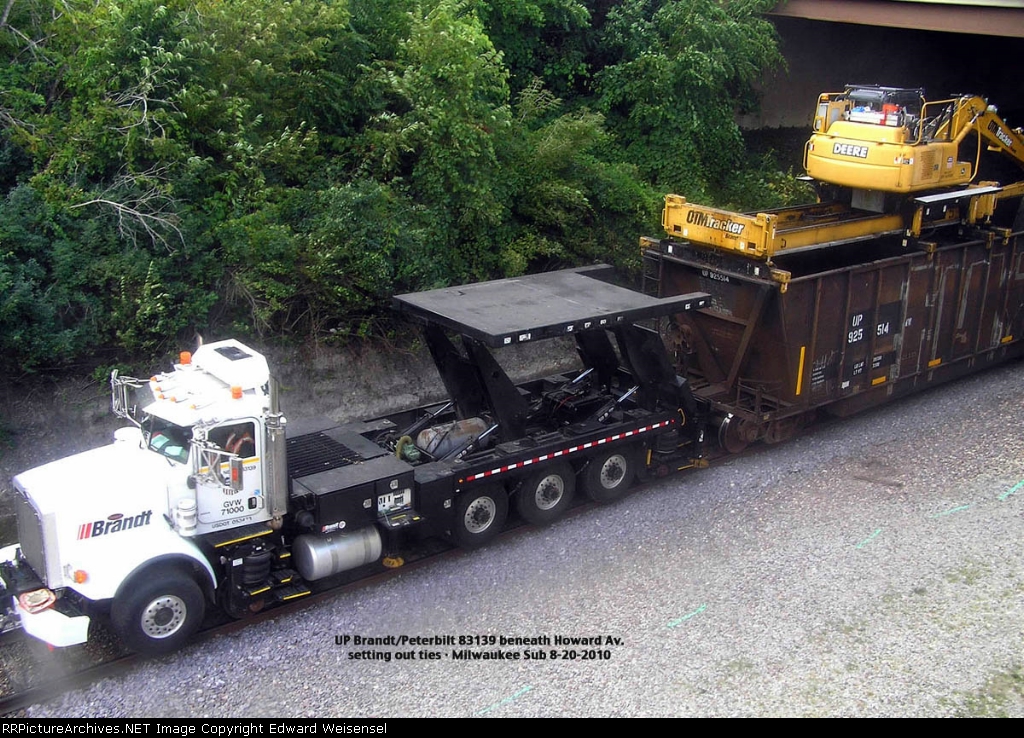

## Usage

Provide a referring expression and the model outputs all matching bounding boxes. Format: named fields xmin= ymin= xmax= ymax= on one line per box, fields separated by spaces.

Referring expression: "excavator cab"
xmin=808 ymin=85 xmax=975 ymax=196
xmin=812 ymin=86 xmax=922 ymax=136
xmin=807 ymin=84 xmax=1024 ymax=199
xmin=845 ymin=86 xmax=924 ymax=134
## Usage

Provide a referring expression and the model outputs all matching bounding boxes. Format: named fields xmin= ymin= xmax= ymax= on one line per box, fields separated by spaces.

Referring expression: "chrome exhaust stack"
xmin=265 ymin=377 xmax=289 ymax=527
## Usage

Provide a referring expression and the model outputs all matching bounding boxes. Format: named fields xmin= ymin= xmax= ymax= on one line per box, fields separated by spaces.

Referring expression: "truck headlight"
xmin=18 ymin=588 xmax=56 ymax=614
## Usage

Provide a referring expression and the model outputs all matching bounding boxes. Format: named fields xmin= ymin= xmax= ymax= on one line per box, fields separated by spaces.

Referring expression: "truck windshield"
xmin=142 ymin=417 xmax=192 ymax=464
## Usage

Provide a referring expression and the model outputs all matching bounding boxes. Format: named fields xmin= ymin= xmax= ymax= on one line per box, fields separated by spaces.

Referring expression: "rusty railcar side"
xmin=644 ymin=224 xmax=1024 ymax=450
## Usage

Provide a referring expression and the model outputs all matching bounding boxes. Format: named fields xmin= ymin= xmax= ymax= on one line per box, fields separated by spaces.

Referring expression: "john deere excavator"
xmin=805 ymin=86 xmax=1024 ymax=198
xmin=640 ymin=87 xmax=1024 ymax=454
xmin=660 ymin=85 xmax=1024 ymax=269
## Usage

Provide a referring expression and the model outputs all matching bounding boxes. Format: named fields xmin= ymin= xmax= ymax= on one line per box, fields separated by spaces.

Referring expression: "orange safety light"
xmin=231 ymin=385 xmax=243 ymax=399
xmin=180 ymin=351 xmax=193 ymax=365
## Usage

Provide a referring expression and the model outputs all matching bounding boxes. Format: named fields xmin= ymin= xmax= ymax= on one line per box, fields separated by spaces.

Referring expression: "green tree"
xmin=500 ymin=80 xmax=658 ymax=275
xmin=0 ymin=0 xmax=798 ymax=377
xmin=0 ymin=186 xmax=79 ymax=374
xmin=596 ymin=0 xmax=783 ymax=200
xmin=361 ymin=0 xmax=513 ymax=284
xmin=475 ymin=0 xmax=592 ymax=96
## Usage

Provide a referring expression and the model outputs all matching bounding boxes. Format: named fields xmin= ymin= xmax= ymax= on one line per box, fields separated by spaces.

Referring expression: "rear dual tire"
xmin=580 ymin=448 xmax=636 ymax=503
xmin=451 ymin=445 xmax=639 ymax=548
xmin=453 ymin=485 xmax=509 ymax=549
xmin=517 ymin=462 xmax=576 ymax=525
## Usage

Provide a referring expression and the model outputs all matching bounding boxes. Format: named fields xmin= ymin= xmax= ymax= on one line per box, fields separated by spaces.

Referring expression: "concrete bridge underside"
xmin=749 ymin=2 xmax=1024 ymax=129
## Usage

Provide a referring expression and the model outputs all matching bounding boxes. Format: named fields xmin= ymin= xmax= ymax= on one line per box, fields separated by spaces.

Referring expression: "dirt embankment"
xmin=0 ymin=337 xmax=577 ymax=544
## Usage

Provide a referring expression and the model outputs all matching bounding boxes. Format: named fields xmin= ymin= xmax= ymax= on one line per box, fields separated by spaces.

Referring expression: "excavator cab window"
xmin=846 ymin=86 xmax=924 ymax=137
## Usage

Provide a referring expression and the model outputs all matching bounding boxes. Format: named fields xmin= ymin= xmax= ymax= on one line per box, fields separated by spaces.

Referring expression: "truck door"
xmin=195 ymin=419 xmax=266 ymax=530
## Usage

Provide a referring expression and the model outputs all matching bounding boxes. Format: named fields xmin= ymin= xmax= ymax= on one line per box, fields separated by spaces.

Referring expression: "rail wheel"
xmin=452 ymin=485 xmax=508 ymax=549
xmin=517 ymin=462 xmax=576 ymax=525
xmin=715 ymin=413 xmax=759 ymax=454
xmin=580 ymin=447 xmax=636 ymax=503
xmin=111 ymin=568 xmax=205 ymax=655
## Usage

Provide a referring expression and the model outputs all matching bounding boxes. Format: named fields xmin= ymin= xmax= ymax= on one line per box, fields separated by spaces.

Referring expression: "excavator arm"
xmin=972 ymin=103 xmax=1024 ymax=169
xmin=928 ymin=94 xmax=1024 ymax=164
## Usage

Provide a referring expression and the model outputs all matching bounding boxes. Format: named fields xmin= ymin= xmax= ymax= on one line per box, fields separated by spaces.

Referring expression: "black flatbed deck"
xmin=393 ymin=265 xmax=709 ymax=347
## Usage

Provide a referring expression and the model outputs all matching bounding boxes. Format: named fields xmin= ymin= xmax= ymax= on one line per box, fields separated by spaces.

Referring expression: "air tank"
xmin=292 ymin=527 xmax=382 ymax=581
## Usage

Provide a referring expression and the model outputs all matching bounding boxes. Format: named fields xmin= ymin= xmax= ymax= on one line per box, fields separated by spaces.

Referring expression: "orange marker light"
xmin=73 ymin=570 xmax=88 ymax=584
xmin=231 ymin=385 xmax=243 ymax=399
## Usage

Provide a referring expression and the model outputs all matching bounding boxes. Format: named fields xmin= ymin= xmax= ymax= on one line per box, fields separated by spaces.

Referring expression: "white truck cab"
xmin=1 ymin=339 xmax=287 ymax=652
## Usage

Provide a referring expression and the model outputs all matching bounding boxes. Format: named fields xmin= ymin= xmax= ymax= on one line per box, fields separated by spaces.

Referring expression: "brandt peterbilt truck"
xmin=0 ymin=266 xmax=710 ymax=654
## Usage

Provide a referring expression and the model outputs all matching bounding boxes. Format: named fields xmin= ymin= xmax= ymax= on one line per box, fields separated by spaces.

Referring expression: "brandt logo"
xmin=78 ymin=510 xmax=153 ymax=540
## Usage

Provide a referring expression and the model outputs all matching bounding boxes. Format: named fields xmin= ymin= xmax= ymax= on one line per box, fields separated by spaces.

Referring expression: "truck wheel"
xmin=581 ymin=447 xmax=635 ymax=503
xmin=453 ymin=486 xmax=508 ymax=549
xmin=517 ymin=462 xmax=576 ymax=525
xmin=112 ymin=569 xmax=205 ymax=655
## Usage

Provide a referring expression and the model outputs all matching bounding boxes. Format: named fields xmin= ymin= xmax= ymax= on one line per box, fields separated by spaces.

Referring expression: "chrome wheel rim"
xmin=464 ymin=497 xmax=497 ymax=534
xmin=599 ymin=455 xmax=627 ymax=489
xmin=141 ymin=595 xmax=188 ymax=639
xmin=534 ymin=474 xmax=565 ymax=510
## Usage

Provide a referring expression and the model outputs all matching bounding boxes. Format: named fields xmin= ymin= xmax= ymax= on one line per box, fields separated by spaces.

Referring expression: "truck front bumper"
xmin=0 ymin=543 xmax=90 ymax=648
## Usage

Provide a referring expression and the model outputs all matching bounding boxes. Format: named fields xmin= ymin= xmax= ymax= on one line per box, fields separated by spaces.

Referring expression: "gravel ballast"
xmin=15 ymin=360 xmax=1024 ymax=717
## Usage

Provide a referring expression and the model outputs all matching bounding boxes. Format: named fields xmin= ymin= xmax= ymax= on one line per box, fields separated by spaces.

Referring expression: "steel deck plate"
xmin=393 ymin=265 xmax=708 ymax=347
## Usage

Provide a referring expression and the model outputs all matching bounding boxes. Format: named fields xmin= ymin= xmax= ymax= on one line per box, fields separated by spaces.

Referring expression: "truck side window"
xmin=209 ymin=422 xmax=256 ymax=458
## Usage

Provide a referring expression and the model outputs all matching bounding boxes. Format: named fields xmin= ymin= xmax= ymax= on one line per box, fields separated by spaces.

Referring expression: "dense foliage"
xmin=0 ymin=0 xmax=802 ymax=375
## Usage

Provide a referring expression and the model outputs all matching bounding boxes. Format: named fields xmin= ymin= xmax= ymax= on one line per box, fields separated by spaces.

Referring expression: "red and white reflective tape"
xmin=462 ymin=419 xmax=673 ymax=483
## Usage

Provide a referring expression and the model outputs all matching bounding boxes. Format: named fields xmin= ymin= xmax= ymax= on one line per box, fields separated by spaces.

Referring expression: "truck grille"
xmin=286 ymin=433 xmax=363 ymax=479
xmin=13 ymin=482 xmax=47 ymax=585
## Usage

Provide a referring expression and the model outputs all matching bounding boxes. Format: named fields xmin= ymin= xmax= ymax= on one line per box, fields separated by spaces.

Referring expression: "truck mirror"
xmin=195 ymin=445 xmax=231 ymax=487
xmin=230 ymin=457 xmax=245 ymax=491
